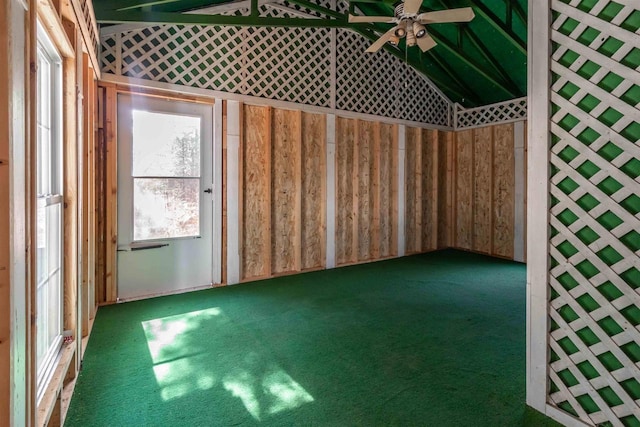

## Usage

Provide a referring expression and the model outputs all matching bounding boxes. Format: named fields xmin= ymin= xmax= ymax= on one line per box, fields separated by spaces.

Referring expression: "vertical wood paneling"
xmin=242 ymin=104 xmax=271 ymax=280
xmin=95 ymin=87 xmax=105 ymax=303
xmin=371 ymin=122 xmax=381 ymax=260
xmin=379 ymin=123 xmax=396 ymax=257
xmin=447 ymin=122 xmax=524 ymax=262
xmin=421 ymin=129 xmax=438 ymax=252
xmin=437 ymin=131 xmax=454 ymax=248
xmin=301 ymin=112 xmax=326 ymax=270
xmin=405 ymin=127 xmax=422 ymax=254
xmin=336 ymin=117 xmax=355 ymax=265
xmin=493 ymin=123 xmax=515 ymax=258
xmin=455 ymin=130 xmax=473 ymax=250
xmin=104 ymin=85 xmax=117 ymax=303
xmin=405 ymin=128 xmax=417 ymax=253
xmin=473 ymin=126 xmax=493 ymax=254
xmin=357 ymin=120 xmax=373 ymax=261
xmin=81 ymin=55 xmax=94 ymax=335
xmin=271 ymin=108 xmax=300 ymax=274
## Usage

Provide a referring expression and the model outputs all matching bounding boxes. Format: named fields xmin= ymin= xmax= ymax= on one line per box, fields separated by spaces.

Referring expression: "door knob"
xmin=204 ymin=188 xmax=212 ymax=193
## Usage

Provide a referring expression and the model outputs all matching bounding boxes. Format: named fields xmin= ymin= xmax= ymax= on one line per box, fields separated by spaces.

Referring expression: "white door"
xmin=117 ymin=94 xmax=214 ymax=301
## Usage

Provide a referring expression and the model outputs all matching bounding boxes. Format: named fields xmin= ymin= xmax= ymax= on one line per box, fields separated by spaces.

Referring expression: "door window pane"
xmin=134 ymin=178 xmax=200 ymax=241
xmin=131 ymin=110 xmax=202 ymax=241
xmin=132 ymin=111 xmax=201 ymax=177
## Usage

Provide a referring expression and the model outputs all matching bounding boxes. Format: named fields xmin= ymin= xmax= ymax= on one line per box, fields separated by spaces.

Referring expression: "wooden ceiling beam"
xmin=466 ymin=0 xmax=527 ymax=56
xmin=421 ymin=26 xmax=520 ymax=99
xmin=96 ymin=10 xmax=349 ymax=27
xmin=461 ymin=26 xmax=523 ymax=97
xmin=509 ymin=0 xmax=527 ymax=27
xmin=117 ymin=0 xmax=181 ymax=11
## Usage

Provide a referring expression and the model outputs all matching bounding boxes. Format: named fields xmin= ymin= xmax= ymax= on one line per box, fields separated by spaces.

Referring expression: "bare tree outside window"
xmin=131 ymin=111 xmax=201 ymax=241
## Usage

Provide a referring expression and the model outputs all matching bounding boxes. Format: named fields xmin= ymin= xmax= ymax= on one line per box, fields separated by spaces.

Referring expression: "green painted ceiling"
xmin=94 ymin=0 xmax=527 ymax=107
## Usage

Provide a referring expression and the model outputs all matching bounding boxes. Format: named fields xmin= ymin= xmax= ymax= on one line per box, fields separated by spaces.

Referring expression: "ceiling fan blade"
xmin=366 ymin=28 xmax=397 ymax=53
xmin=418 ymin=7 xmax=475 ymax=24
xmin=348 ymin=14 xmax=396 ymax=23
xmin=417 ymin=33 xmax=437 ymax=52
xmin=402 ymin=0 xmax=423 ymax=16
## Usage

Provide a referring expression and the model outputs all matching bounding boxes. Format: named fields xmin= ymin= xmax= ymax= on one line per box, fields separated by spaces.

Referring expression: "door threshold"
xmin=117 ymin=282 xmax=215 ymax=303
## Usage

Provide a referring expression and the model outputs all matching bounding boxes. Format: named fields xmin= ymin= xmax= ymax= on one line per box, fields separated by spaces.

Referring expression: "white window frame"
xmin=35 ymin=23 xmax=64 ymax=404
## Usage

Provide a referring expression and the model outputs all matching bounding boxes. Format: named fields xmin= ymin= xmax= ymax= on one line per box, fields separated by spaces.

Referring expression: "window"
xmin=130 ymin=110 xmax=202 ymax=241
xmin=36 ymin=25 xmax=63 ymax=402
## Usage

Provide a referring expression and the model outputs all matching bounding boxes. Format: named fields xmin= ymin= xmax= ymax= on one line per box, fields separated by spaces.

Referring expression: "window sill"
xmin=36 ymin=341 xmax=76 ymax=427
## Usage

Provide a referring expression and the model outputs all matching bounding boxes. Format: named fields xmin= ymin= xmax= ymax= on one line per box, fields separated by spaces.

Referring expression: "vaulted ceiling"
xmin=93 ymin=0 xmax=527 ymax=107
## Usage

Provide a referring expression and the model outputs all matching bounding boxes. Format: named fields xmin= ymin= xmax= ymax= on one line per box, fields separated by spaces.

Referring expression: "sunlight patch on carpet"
xmin=223 ymin=357 xmax=314 ymax=421
xmin=142 ymin=309 xmax=313 ymax=419
xmin=142 ymin=308 xmax=224 ymax=401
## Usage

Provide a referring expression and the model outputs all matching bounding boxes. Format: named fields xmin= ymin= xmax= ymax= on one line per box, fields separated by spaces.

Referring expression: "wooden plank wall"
xmin=335 ymin=118 xmax=399 ymax=266
xmin=240 ymin=106 xmax=326 ymax=281
xmin=95 ymin=92 xmax=526 ymax=300
xmin=300 ymin=112 xmax=326 ymax=270
xmin=451 ymin=122 xmax=524 ymax=260
xmin=242 ymin=104 xmax=271 ymax=280
xmin=437 ymin=131 xmax=455 ymax=249
xmin=379 ymin=123 xmax=397 ymax=258
xmin=405 ymin=127 xmax=445 ymax=254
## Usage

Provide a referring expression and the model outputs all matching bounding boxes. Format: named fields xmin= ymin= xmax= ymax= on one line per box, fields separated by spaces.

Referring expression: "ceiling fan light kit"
xmin=394 ymin=20 xmax=407 ymax=38
xmin=406 ymin=28 xmax=416 ymax=47
xmin=412 ymin=21 xmax=427 ymax=38
xmin=348 ymin=1 xmax=475 ymax=53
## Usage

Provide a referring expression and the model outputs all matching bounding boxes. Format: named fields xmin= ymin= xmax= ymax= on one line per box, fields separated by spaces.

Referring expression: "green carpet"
xmin=65 ymin=250 xmax=559 ymax=426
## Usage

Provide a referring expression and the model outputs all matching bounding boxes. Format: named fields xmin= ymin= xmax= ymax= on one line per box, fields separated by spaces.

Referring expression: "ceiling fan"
xmin=348 ymin=1 xmax=475 ymax=53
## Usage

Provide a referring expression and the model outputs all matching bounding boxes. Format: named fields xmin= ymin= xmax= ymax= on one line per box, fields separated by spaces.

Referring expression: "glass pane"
xmin=37 ymin=52 xmax=50 ymax=127
xmin=38 ymin=125 xmax=51 ymax=196
xmin=36 ymin=199 xmax=48 ymax=284
xmin=36 ymin=202 xmax=62 ymax=376
xmin=36 ymin=283 xmax=47 ymax=365
xmin=47 ymin=203 xmax=61 ymax=276
xmin=134 ymin=178 xmax=200 ymax=241
xmin=132 ymin=110 xmax=201 ymax=178
xmin=47 ymin=270 xmax=61 ymax=345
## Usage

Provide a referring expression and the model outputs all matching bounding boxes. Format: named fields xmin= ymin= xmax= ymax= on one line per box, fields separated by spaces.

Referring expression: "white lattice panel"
xmin=243 ymin=26 xmax=332 ymax=106
xmin=100 ymin=36 xmax=117 ymax=75
xmin=268 ymin=0 xmax=335 ymax=18
xmin=119 ymin=25 xmax=245 ymax=95
xmin=99 ymin=0 xmax=455 ymax=123
xmin=79 ymin=0 xmax=99 ymax=57
xmin=546 ymin=0 xmax=640 ymax=425
xmin=335 ymin=29 xmax=451 ymax=126
xmin=455 ymin=97 xmax=527 ymax=129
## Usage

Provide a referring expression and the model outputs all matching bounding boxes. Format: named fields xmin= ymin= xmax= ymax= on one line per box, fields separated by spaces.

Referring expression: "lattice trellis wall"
xmin=335 ymin=29 xmax=450 ymax=124
xmin=99 ymin=1 xmax=452 ymax=126
xmin=79 ymin=0 xmax=99 ymax=57
xmin=455 ymin=97 xmax=527 ymax=130
xmin=547 ymin=0 xmax=640 ymax=425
